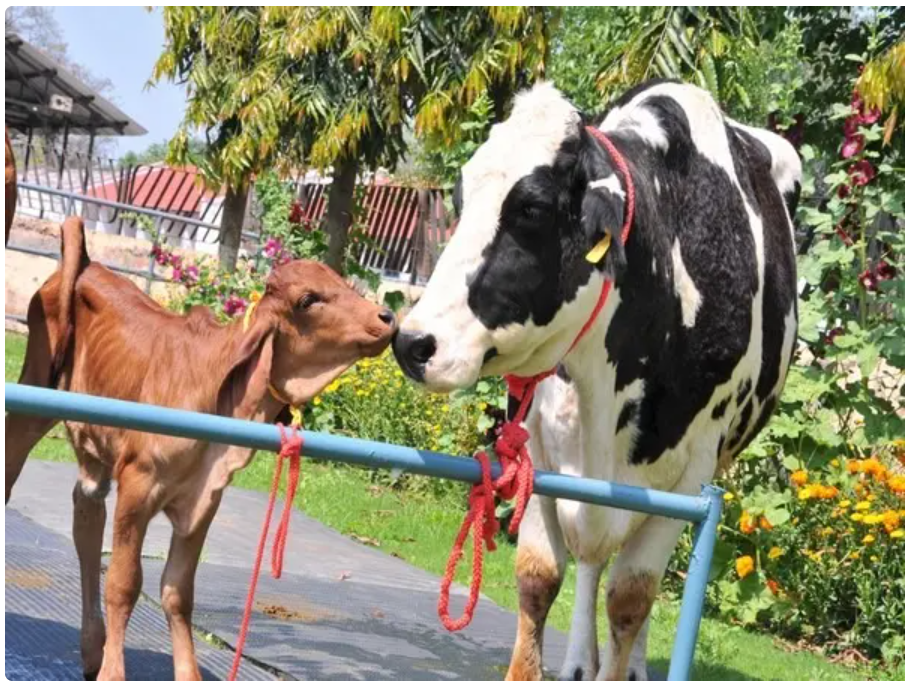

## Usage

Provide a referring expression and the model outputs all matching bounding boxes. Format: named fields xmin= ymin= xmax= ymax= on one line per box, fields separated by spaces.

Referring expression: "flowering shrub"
xmin=667 ymin=50 xmax=905 ymax=665
xmin=306 ymin=350 xmax=506 ymax=498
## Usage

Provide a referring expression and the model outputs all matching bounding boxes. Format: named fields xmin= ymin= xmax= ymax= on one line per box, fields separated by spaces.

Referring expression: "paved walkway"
xmin=6 ymin=459 xmax=571 ymax=680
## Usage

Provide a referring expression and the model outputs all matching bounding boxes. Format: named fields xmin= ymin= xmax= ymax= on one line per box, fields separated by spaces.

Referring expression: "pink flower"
xmin=223 ymin=295 xmax=247 ymax=317
xmin=859 ymin=268 xmax=879 ymax=292
xmin=171 ymin=266 xmax=183 ymax=282
xmin=263 ymin=237 xmax=284 ymax=260
xmin=170 ymin=254 xmax=183 ymax=270
xmin=857 ymin=106 xmax=881 ymax=126
xmin=849 ymin=159 xmax=876 ymax=187
xmin=837 ymin=184 xmax=851 ymax=199
xmin=877 ymin=260 xmax=896 ymax=281
xmin=841 ymin=135 xmax=864 ymax=158
xmin=184 ymin=265 xmax=199 ymax=283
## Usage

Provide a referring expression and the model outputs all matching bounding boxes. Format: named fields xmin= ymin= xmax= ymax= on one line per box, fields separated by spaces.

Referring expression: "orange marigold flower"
xmin=883 ymin=510 xmax=902 ymax=533
xmin=759 ymin=516 xmax=773 ymax=531
xmin=888 ymin=474 xmax=905 ymax=496
xmin=768 ymin=546 xmax=785 ymax=560
xmin=818 ymin=486 xmax=839 ymax=499
xmin=736 ymin=555 xmax=755 ymax=579
xmin=739 ymin=511 xmax=757 ymax=534
xmin=791 ymin=470 xmax=809 ymax=486
xmin=847 ymin=459 xmax=862 ymax=474
xmin=766 ymin=579 xmax=780 ymax=595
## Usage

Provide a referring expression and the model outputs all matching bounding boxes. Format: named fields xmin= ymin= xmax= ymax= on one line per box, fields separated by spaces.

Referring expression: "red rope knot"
xmin=229 ymin=423 xmax=303 ymax=681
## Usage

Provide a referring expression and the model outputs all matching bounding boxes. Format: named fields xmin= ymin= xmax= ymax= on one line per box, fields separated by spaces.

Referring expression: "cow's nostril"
xmin=378 ymin=308 xmax=396 ymax=326
xmin=410 ymin=334 xmax=436 ymax=364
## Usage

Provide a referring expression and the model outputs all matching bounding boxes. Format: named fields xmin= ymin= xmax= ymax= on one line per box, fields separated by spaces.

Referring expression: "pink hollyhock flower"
xmin=171 ymin=266 xmax=183 ymax=282
xmin=877 ymin=260 xmax=896 ymax=281
xmin=184 ymin=265 xmax=200 ymax=283
xmin=841 ymin=135 xmax=864 ymax=158
xmin=837 ymin=184 xmax=851 ymax=199
xmin=859 ymin=268 xmax=879 ymax=292
xmin=849 ymin=159 xmax=876 ymax=186
xmin=263 ymin=237 xmax=283 ymax=259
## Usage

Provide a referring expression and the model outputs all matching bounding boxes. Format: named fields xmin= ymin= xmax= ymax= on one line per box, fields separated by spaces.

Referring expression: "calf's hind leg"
xmin=506 ymin=493 xmax=567 ymax=681
xmin=6 ymin=320 xmax=58 ymax=503
xmin=72 ymin=477 xmax=109 ymax=678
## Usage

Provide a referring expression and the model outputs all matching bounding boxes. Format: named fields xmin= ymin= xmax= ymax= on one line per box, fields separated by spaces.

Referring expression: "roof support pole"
xmin=82 ymin=128 xmax=96 ymax=193
xmin=57 ymin=119 xmax=70 ymax=191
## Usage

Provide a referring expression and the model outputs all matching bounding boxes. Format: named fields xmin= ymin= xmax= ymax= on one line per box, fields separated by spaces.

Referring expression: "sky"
xmin=52 ymin=6 xmax=185 ymax=156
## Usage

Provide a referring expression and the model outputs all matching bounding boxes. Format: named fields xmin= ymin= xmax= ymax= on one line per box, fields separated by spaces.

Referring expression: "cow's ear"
xmin=217 ymin=312 xmax=276 ymax=418
xmin=581 ymin=185 xmax=627 ymax=284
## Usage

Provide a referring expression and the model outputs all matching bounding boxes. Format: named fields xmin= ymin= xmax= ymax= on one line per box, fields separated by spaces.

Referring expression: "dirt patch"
xmin=6 ymin=567 xmax=52 ymax=589
xmin=255 ymin=596 xmax=344 ymax=624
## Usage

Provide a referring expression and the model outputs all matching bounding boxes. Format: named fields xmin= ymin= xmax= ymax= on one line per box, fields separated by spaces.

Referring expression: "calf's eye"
xmin=297 ymin=292 xmax=321 ymax=310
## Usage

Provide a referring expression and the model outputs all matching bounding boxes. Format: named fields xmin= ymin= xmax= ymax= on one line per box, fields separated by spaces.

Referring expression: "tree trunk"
xmin=324 ymin=159 xmax=358 ymax=274
xmin=219 ymin=184 xmax=249 ymax=272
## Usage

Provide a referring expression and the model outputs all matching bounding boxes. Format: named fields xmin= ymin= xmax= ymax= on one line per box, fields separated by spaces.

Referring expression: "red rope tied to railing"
xmin=437 ymin=125 xmax=636 ymax=632
xmin=229 ymin=423 xmax=302 ymax=681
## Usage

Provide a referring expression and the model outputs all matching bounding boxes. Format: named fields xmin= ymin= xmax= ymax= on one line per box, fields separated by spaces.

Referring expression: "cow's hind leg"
xmin=597 ymin=515 xmax=685 ymax=681
xmin=161 ymin=492 xmax=223 ymax=681
xmin=6 ymin=319 xmax=58 ymax=503
xmin=72 ymin=477 xmax=109 ymax=679
xmin=98 ymin=464 xmax=155 ymax=681
xmin=506 ymin=493 xmax=566 ymax=681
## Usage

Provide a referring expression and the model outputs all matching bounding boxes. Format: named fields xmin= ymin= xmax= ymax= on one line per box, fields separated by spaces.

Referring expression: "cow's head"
xmin=394 ymin=83 xmax=629 ymax=391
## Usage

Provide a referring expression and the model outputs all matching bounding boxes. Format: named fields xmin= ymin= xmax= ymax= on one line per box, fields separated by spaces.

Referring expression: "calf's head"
xmin=393 ymin=83 xmax=629 ymax=391
xmin=221 ymin=260 xmax=395 ymax=413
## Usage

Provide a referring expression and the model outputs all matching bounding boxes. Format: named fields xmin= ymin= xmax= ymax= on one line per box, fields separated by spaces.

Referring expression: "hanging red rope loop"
xmin=229 ymin=423 xmax=302 ymax=681
xmin=437 ymin=126 xmax=636 ymax=632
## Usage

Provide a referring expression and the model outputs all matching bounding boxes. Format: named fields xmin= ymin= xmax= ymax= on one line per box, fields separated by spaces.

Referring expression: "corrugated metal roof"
xmin=5 ymin=32 xmax=146 ymax=136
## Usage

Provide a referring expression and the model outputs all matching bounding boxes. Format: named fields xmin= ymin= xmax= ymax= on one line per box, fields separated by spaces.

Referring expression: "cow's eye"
xmin=297 ymin=292 xmax=321 ymax=310
xmin=522 ymin=204 xmax=543 ymax=220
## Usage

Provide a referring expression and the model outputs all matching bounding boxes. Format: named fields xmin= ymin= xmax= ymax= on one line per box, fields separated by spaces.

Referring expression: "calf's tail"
xmin=5 ymin=216 xmax=89 ymax=504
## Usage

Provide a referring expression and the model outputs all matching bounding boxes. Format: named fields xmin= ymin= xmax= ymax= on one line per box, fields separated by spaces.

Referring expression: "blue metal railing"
xmin=4 ymin=382 xmax=723 ymax=681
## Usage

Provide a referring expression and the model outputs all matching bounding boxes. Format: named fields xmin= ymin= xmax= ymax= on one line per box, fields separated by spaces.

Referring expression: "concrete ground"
xmin=6 ymin=459 xmax=572 ymax=680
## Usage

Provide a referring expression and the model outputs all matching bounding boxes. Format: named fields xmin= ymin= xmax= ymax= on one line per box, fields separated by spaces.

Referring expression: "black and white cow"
xmin=393 ymin=80 xmax=800 ymax=681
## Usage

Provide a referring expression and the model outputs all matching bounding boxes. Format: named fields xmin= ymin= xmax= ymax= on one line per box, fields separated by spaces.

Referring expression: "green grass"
xmin=5 ymin=332 xmax=895 ymax=681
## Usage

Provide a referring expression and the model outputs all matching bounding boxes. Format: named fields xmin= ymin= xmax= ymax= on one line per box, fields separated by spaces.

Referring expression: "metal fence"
xmin=5 ymin=382 xmax=722 ymax=681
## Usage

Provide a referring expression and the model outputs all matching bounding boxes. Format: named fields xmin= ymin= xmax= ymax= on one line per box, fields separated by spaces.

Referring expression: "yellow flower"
xmin=312 ymin=396 xmax=321 ymax=406
xmin=862 ymin=534 xmax=875 ymax=545
xmin=891 ymin=529 xmax=905 ymax=539
xmin=735 ymin=555 xmax=755 ymax=579
xmin=798 ymin=489 xmax=812 ymax=501
xmin=723 ymin=492 xmax=735 ymax=502
xmin=866 ymin=494 xmax=877 ymax=502
xmin=830 ymin=459 xmax=840 ymax=468
xmin=791 ymin=470 xmax=809 ymax=486
xmin=820 ymin=527 xmax=834 ymax=536
xmin=768 ymin=546 xmax=785 ymax=560
xmin=849 ymin=551 xmax=860 ymax=559
xmin=839 ymin=500 xmax=852 ymax=508
xmin=441 ymin=405 xmax=450 ymax=413
xmin=854 ymin=501 xmax=871 ymax=511
xmin=850 ymin=513 xmax=865 ymax=522
xmin=870 ymin=555 xmax=879 ymax=562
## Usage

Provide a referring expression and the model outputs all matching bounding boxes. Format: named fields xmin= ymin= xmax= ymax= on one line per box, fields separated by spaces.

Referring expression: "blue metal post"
xmin=667 ymin=484 xmax=724 ymax=681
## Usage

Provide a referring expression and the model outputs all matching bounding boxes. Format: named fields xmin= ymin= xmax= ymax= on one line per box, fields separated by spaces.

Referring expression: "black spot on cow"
xmin=617 ymin=399 xmax=638 ymax=433
xmin=726 ymin=400 xmax=754 ymax=452
xmin=556 ymin=363 xmax=572 ymax=383
xmin=712 ymin=396 xmax=730 ymax=420
xmin=727 ymin=125 xmax=798 ymax=403
xmin=716 ymin=434 xmax=726 ymax=459
xmin=600 ymin=98 xmax=759 ymax=465
xmin=736 ymin=378 xmax=752 ymax=406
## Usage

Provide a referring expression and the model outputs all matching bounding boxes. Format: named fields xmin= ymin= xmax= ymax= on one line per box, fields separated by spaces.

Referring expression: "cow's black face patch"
xmin=466 ymin=129 xmax=628 ymax=331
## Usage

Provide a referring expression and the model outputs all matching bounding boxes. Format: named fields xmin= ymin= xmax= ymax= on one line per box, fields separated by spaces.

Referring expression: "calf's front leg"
xmin=73 ymin=480 xmax=108 ymax=678
xmin=161 ymin=493 xmax=222 ymax=681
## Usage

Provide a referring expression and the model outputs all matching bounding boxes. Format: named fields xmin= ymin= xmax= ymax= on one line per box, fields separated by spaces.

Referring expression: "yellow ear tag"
xmin=243 ymin=290 xmax=263 ymax=332
xmin=585 ymin=232 xmax=612 ymax=264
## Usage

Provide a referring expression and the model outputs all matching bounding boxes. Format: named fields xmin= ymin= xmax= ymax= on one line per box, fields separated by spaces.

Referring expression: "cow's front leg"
xmin=558 ymin=561 xmax=604 ymax=680
xmin=506 ymin=493 xmax=566 ymax=681
xmin=597 ymin=515 xmax=685 ymax=681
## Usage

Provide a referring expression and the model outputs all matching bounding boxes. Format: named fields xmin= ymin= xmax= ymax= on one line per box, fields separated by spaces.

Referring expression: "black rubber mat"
xmin=5 ymin=509 xmax=275 ymax=681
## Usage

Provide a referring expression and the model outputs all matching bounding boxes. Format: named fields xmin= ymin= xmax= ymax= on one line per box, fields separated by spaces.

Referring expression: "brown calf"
xmin=5 ymin=127 xmax=16 ymax=245
xmin=5 ymin=217 xmax=396 ymax=680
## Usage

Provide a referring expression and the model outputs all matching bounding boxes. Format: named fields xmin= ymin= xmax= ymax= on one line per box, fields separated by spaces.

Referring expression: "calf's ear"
xmin=217 ymin=315 xmax=276 ymax=418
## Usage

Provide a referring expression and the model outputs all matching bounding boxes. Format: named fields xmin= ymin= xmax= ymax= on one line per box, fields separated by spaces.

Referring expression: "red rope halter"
xmin=437 ymin=126 xmax=636 ymax=631
xmin=229 ymin=424 xmax=302 ymax=680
